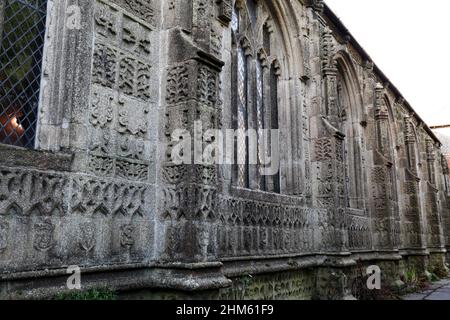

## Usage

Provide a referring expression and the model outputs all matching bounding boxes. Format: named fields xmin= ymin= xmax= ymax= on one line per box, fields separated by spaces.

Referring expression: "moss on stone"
xmin=54 ymin=288 xmax=117 ymax=301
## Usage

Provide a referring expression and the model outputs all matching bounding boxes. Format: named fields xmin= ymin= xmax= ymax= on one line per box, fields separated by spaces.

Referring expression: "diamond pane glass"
xmin=256 ymin=59 xmax=265 ymax=189
xmin=0 ymin=0 xmax=47 ymax=148
xmin=231 ymin=5 xmax=239 ymax=33
xmin=237 ymin=47 xmax=248 ymax=188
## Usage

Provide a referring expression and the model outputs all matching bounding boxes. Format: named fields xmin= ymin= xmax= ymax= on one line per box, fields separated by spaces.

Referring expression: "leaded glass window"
xmin=231 ymin=4 xmax=239 ymax=33
xmin=0 ymin=0 xmax=48 ymax=148
xmin=237 ymin=46 xmax=249 ymax=188
xmin=256 ymin=58 xmax=265 ymax=189
xmin=231 ymin=1 xmax=280 ymax=193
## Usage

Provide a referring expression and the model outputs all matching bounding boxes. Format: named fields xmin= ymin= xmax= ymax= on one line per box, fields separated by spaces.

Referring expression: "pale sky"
xmin=326 ymin=0 xmax=450 ymax=127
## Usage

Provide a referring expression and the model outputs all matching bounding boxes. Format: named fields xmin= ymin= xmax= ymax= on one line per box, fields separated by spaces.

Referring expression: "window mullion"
xmin=262 ymin=63 xmax=272 ymax=192
xmin=270 ymin=64 xmax=281 ymax=194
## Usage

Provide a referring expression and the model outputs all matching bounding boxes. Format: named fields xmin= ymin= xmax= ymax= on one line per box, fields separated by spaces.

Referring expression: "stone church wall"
xmin=0 ymin=0 xmax=449 ymax=299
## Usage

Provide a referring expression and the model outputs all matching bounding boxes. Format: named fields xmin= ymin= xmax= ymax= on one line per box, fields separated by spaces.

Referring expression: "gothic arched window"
xmin=375 ymin=96 xmax=399 ymax=205
xmin=231 ymin=1 xmax=280 ymax=193
xmin=0 ymin=0 xmax=48 ymax=148
xmin=426 ymin=139 xmax=437 ymax=186
xmin=404 ymin=118 xmax=420 ymax=175
xmin=336 ymin=69 xmax=364 ymax=209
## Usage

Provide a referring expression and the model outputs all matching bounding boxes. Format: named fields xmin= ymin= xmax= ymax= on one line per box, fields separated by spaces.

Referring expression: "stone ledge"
xmin=0 ymin=144 xmax=73 ymax=172
xmin=400 ymin=249 xmax=430 ymax=257
xmin=221 ymin=253 xmax=358 ymax=278
xmin=0 ymin=265 xmax=232 ymax=300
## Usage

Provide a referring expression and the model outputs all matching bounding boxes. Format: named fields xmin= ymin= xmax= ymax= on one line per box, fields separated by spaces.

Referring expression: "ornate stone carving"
xmin=198 ymin=65 xmax=219 ymax=107
xmin=120 ymin=224 xmax=135 ymax=247
xmin=118 ymin=136 xmax=145 ymax=160
xmin=91 ymin=87 xmax=114 ymax=128
xmin=321 ymin=27 xmax=337 ymax=71
xmin=110 ymin=0 xmax=155 ymax=25
xmin=92 ymin=43 xmax=117 ymax=89
xmin=88 ymin=155 xmax=114 ymax=177
xmin=217 ymin=196 xmax=319 ymax=257
xmin=117 ymin=96 xmax=150 ymax=136
xmin=122 ymin=16 xmax=152 ymax=56
xmin=34 ymin=220 xmax=55 ymax=252
xmin=71 ymin=177 xmax=150 ymax=217
xmin=442 ymin=154 xmax=449 ymax=175
xmin=347 ymin=215 xmax=371 ymax=250
xmin=0 ymin=222 xmax=9 ymax=252
xmin=79 ymin=222 xmax=96 ymax=252
xmin=210 ymin=27 xmax=223 ymax=57
xmin=314 ymin=138 xmax=333 ymax=162
xmin=88 ymin=0 xmax=156 ymax=185
xmin=90 ymin=129 xmax=114 ymax=155
xmin=94 ymin=1 xmax=119 ymax=39
xmin=161 ymin=184 xmax=217 ymax=221
xmin=94 ymin=0 xmax=153 ymax=102
xmin=92 ymin=53 xmax=151 ymax=105
xmin=162 ymin=165 xmax=189 ymax=185
xmin=166 ymin=64 xmax=189 ymax=104
xmin=0 ymin=170 xmax=68 ymax=216
xmin=216 ymin=0 xmax=233 ymax=24
xmin=4 ymin=0 xmax=448 ymax=299
xmin=118 ymin=56 xmax=152 ymax=101
xmin=116 ymin=159 xmax=149 ymax=182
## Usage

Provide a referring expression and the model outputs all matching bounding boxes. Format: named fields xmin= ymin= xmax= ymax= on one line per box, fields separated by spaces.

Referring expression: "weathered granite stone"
xmin=0 ymin=0 xmax=449 ymax=299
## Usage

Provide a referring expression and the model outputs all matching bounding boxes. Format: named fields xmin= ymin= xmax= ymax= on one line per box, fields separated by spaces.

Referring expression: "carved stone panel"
xmin=87 ymin=0 xmax=158 ymax=182
xmin=33 ymin=220 xmax=55 ymax=252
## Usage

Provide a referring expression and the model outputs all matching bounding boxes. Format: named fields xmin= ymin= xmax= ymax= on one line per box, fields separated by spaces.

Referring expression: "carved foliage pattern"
xmin=0 ymin=170 xmax=68 ymax=217
xmin=92 ymin=44 xmax=152 ymax=101
xmin=347 ymin=215 xmax=371 ymax=250
xmin=71 ymin=176 xmax=150 ymax=217
xmin=90 ymin=0 xmax=157 ymax=182
xmin=166 ymin=64 xmax=190 ymax=104
xmin=314 ymin=138 xmax=332 ymax=162
xmin=161 ymin=184 xmax=217 ymax=222
xmin=0 ymin=168 xmax=152 ymax=260
xmin=217 ymin=197 xmax=320 ymax=257
xmin=198 ymin=65 xmax=219 ymax=107
xmin=109 ymin=0 xmax=156 ymax=27
xmin=162 ymin=61 xmax=221 ymax=226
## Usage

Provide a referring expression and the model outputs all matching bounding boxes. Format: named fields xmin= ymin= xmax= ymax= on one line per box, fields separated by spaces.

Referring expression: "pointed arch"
xmin=228 ymin=0 xmax=308 ymax=196
xmin=230 ymin=0 xmax=303 ymax=192
xmin=405 ymin=117 xmax=421 ymax=175
xmin=334 ymin=51 xmax=364 ymax=123
xmin=334 ymin=51 xmax=366 ymax=209
xmin=381 ymin=96 xmax=400 ymax=200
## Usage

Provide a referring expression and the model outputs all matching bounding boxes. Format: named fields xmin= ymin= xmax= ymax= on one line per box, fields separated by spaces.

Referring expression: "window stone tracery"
xmin=0 ymin=0 xmax=448 ymax=299
xmin=231 ymin=0 xmax=280 ymax=193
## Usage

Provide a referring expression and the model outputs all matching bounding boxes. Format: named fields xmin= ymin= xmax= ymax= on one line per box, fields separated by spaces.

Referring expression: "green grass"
xmin=54 ymin=288 xmax=117 ymax=300
xmin=404 ymin=268 xmax=418 ymax=285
